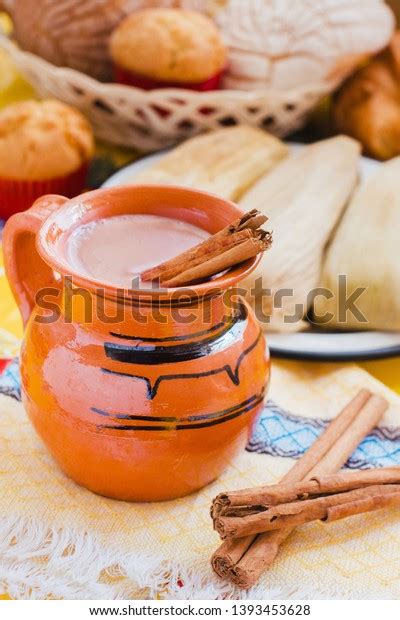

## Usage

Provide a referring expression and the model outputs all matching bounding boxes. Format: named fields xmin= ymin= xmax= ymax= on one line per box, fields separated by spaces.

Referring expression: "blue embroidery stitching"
xmin=0 ymin=358 xmax=21 ymax=401
xmin=247 ymin=400 xmax=400 ymax=469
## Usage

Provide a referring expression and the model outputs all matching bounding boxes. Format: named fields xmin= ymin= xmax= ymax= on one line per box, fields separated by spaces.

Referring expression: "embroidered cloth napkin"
xmin=1 ymin=359 xmax=400 ymax=600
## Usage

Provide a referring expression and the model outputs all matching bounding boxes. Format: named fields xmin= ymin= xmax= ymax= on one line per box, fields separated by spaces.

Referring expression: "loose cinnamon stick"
xmin=211 ymin=389 xmax=373 ymax=573
xmin=216 ymin=484 xmax=400 ymax=539
xmin=212 ymin=389 xmax=372 ymax=522
xmin=141 ymin=209 xmax=270 ymax=286
xmin=211 ymin=390 xmax=388 ymax=589
xmin=213 ymin=467 xmax=400 ymax=514
xmin=326 ymin=492 xmax=400 ymax=522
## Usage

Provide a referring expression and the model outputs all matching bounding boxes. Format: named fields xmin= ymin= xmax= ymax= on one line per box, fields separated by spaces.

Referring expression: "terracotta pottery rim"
xmin=36 ymin=184 xmax=262 ymax=300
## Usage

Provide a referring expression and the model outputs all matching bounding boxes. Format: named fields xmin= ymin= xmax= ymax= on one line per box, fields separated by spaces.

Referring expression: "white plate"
xmin=103 ymin=145 xmax=400 ymax=361
xmin=267 ymin=330 xmax=400 ymax=362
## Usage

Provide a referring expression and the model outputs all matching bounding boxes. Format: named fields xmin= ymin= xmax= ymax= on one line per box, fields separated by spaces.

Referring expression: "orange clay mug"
xmin=3 ymin=186 xmax=270 ymax=501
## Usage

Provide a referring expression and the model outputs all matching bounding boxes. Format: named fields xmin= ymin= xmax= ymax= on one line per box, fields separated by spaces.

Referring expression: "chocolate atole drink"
xmin=66 ymin=214 xmax=209 ymax=288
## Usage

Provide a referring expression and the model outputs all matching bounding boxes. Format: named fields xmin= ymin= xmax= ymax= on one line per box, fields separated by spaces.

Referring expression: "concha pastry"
xmin=4 ymin=0 xmax=179 ymax=81
xmin=182 ymin=0 xmax=395 ymax=90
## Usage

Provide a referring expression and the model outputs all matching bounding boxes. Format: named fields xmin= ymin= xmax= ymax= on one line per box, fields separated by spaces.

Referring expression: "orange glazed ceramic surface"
xmin=3 ymin=186 xmax=270 ymax=501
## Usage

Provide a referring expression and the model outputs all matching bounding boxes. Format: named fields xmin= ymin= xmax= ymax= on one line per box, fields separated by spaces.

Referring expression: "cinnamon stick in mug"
xmin=211 ymin=390 xmax=388 ymax=589
xmin=163 ymin=235 xmax=269 ymax=287
xmin=141 ymin=209 xmax=271 ymax=286
xmin=153 ymin=229 xmax=255 ymax=285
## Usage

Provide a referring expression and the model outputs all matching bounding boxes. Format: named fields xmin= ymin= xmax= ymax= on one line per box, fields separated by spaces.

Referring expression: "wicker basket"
xmin=0 ymin=35 xmax=328 ymax=152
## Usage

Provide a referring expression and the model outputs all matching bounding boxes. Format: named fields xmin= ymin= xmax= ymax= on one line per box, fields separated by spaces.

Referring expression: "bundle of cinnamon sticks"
xmin=212 ymin=467 xmax=400 ymax=540
xmin=210 ymin=389 xmax=391 ymax=589
xmin=141 ymin=209 xmax=272 ymax=287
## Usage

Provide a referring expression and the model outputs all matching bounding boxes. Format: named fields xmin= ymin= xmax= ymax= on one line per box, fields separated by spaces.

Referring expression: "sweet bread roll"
xmin=181 ymin=0 xmax=394 ymax=91
xmin=333 ymin=32 xmax=400 ymax=160
xmin=5 ymin=0 xmax=176 ymax=80
xmin=110 ymin=9 xmax=226 ymax=85
xmin=0 ymin=99 xmax=94 ymax=179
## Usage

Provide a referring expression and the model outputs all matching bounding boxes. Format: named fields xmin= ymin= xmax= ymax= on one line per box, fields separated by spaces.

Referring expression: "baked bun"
xmin=333 ymin=32 xmax=400 ymax=160
xmin=179 ymin=0 xmax=394 ymax=90
xmin=0 ymin=99 xmax=94 ymax=180
xmin=110 ymin=8 xmax=226 ymax=84
xmin=6 ymin=0 xmax=171 ymax=81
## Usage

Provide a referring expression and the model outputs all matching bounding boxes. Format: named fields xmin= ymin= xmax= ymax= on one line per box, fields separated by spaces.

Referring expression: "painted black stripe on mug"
xmin=109 ymin=304 xmax=245 ymax=342
xmin=110 ymin=318 xmax=227 ymax=343
xmin=91 ymin=392 xmax=263 ymax=423
xmin=97 ymin=396 xmax=264 ymax=432
xmin=101 ymin=331 xmax=263 ymax=399
xmin=104 ymin=303 xmax=247 ymax=365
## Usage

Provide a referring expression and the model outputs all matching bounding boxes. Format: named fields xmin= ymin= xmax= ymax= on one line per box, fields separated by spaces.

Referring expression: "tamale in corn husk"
xmin=130 ymin=126 xmax=289 ymax=201
xmin=240 ymin=136 xmax=361 ymax=331
xmin=314 ymin=156 xmax=400 ymax=331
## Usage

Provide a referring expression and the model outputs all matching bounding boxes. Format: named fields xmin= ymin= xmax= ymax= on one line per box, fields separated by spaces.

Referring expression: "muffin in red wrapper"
xmin=113 ymin=65 xmax=225 ymax=92
xmin=110 ymin=9 xmax=227 ymax=91
xmin=0 ymin=100 xmax=94 ymax=219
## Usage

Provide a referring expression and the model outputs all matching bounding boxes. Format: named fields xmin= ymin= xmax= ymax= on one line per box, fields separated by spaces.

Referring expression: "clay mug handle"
xmin=3 ymin=194 xmax=68 ymax=327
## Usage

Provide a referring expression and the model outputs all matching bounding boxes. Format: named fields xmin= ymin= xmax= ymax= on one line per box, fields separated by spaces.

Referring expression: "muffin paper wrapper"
xmin=113 ymin=65 xmax=224 ymax=92
xmin=0 ymin=164 xmax=89 ymax=219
